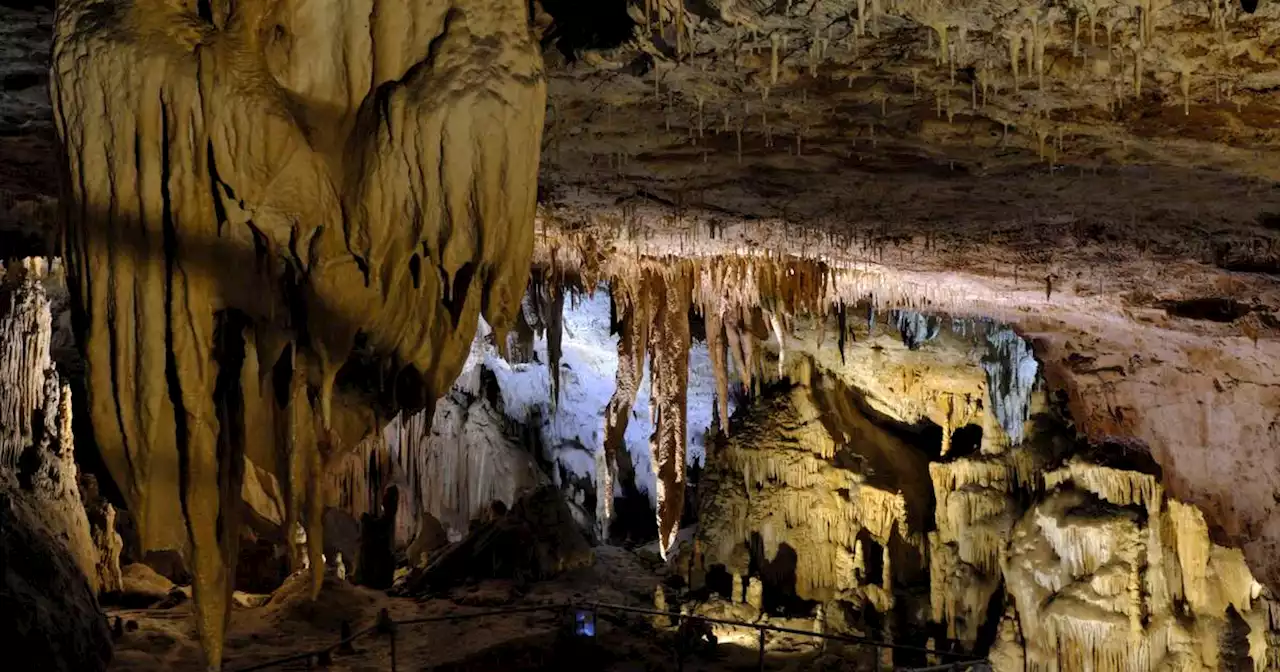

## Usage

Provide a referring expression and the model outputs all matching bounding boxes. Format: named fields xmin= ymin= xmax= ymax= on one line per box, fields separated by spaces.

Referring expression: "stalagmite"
xmin=51 ymin=0 xmax=546 ymax=666
xmin=1 ymin=260 xmax=56 ymax=469
xmin=1 ymin=260 xmax=113 ymax=671
xmin=0 ymin=261 xmax=99 ymax=592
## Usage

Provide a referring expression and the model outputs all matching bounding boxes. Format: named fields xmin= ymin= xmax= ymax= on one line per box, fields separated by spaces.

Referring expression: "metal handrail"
xmin=227 ymin=598 xmax=991 ymax=671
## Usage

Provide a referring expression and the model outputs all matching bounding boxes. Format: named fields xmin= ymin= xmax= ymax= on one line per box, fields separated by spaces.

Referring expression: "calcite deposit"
xmin=49 ymin=0 xmax=545 ymax=665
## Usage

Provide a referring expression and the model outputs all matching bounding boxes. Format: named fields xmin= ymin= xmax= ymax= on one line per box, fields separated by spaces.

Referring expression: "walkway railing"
xmin=229 ymin=600 xmax=990 ymax=672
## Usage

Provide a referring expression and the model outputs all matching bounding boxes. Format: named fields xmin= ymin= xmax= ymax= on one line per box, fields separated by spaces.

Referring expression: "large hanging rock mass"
xmin=50 ymin=0 xmax=546 ymax=666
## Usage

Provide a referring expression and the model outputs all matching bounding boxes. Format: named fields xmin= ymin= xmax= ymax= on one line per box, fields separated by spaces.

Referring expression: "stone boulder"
xmin=0 ymin=488 xmax=112 ymax=672
xmin=119 ymin=563 xmax=176 ymax=604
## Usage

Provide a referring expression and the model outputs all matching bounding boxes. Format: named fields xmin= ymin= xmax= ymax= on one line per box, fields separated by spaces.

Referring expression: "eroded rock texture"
xmin=51 ymin=0 xmax=545 ymax=666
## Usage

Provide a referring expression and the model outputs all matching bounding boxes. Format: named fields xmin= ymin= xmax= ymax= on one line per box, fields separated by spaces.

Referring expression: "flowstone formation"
xmin=50 ymin=0 xmax=545 ymax=666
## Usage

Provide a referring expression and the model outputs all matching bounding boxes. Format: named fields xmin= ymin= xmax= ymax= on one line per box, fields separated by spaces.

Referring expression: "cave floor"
xmin=108 ymin=546 xmax=659 ymax=671
xmin=106 ymin=545 xmax=867 ymax=671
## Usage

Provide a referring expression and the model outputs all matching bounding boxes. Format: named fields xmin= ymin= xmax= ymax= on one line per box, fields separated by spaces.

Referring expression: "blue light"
xmin=574 ymin=610 xmax=596 ymax=637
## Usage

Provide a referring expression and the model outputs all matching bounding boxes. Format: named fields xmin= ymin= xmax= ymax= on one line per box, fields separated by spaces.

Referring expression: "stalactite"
xmin=894 ymin=310 xmax=940 ymax=350
xmin=1044 ymin=458 xmax=1163 ymax=514
xmin=52 ymin=0 xmax=547 ymax=664
xmin=529 ymin=271 xmax=566 ymax=410
xmin=649 ymin=270 xmax=691 ymax=559
xmin=981 ymin=329 xmax=1038 ymax=445
xmin=706 ymin=307 xmax=731 ymax=436
xmin=598 ymin=275 xmax=652 ymax=539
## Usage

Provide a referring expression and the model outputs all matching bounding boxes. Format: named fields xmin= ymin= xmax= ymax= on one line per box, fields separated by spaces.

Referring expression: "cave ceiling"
xmin=4 ymin=0 xmax=1280 ymax=299
xmin=526 ymin=0 xmax=1280 ymax=317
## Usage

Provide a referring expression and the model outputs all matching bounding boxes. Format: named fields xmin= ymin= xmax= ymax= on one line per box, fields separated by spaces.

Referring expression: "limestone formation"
xmin=50 ymin=0 xmax=546 ymax=665
xmin=0 ymin=260 xmax=100 ymax=591
xmin=998 ymin=459 xmax=1272 ymax=672
xmin=598 ymin=273 xmax=651 ymax=540
xmin=0 ymin=260 xmax=111 ymax=670
xmin=648 ymin=270 xmax=692 ymax=558
xmin=697 ymin=358 xmax=926 ymax=611
xmin=382 ymin=363 xmax=547 ymax=541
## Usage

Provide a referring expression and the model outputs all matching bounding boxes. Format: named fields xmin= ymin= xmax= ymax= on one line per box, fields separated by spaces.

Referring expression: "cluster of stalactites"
xmin=981 ymin=329 xmax=1040 ymax=446
xmin=597 ymin=268 xmax=692 ymax=558
xmin=525 ymin=268 xmax=567 ymax=409
xmin=927 ymin=450 xmax=1040 ymax=645
xmin=381 ymin=387 xmax=543 ymax=543
xmin=585 ymin=253 xmax=1043 ymax=452
xmin=893 ymin=310 xmax=941 ymax=350
xmin=324 ymin=433 xmax=395 ymax=521
xmin=1044 ymin=457 xmax=1164 ymax=515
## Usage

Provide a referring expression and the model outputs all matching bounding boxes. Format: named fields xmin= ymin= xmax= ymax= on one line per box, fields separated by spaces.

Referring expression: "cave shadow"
xmin=536 ymin=0 xmax=634 ymax=61
xmin=413 ymin=605 xmax=967 ymax=672
xmin=747 ymin=537 xmax=819 ymax=618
